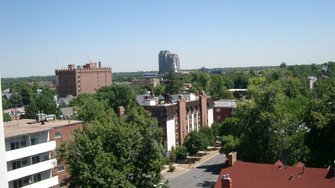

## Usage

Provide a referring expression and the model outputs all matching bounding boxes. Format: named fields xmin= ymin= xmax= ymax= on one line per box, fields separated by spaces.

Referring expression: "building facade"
xmin=213 ymin=100 xmax=236 ymax=123
xmin=3 ymin=119 xmax=82 ymax=188
xmin=1 ymin=75 xmax=9 ymax=188
xmin=158 ymin=50 xmax=180 ymax=74
xmin=137 ymin=92 xmax=214 ymax=153
xmin=55 ymin=62 xmax=112 ymax=97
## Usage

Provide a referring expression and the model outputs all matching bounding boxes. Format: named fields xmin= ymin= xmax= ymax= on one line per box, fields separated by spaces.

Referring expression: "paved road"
xmin=168 ymin=153 xmax=226 ymax=188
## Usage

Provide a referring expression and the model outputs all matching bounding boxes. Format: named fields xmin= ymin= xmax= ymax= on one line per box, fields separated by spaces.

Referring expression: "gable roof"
xmin=215 ymin=161 xmax=335 ymax=188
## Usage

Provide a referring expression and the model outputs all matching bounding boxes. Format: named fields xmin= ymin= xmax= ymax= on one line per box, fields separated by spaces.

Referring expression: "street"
xmin=168 ymin=153 xmax=226 ymax=188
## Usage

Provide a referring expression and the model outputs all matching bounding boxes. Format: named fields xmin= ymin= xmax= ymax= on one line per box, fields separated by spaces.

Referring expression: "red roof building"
xmin=215 ymin=152 xmax=335 ymax=188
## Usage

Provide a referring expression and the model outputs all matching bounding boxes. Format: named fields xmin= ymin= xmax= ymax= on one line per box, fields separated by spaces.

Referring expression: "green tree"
xmin=209 ymin=74 xmax=233 ymax=100
xmin=96 ymin=84 xmax=136 ymax=112
xmin=69 ymin=94 xmax=107 ymax=123
xmin=304 ymin=80 xmax=335 ymax=167
xmin=58 ymin=107 xmax=165 ymax=187
xmin=220 ymin=135 xmax=240 ymax=154
xmin=184 ymin=131 xmax=209 ymax=158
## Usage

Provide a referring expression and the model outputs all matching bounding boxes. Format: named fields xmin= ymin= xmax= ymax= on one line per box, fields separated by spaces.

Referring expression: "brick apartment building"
xmin=55 ymin=62 xmax=112 ymax=97
xmin=137 ymin=92 xmax=214 ymax=153
xmin=2 ymin=118 xmax=82 ymax=188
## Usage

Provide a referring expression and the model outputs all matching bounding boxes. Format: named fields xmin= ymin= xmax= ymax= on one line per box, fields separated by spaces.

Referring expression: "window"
xmin=20 ymin=141 xmax=26 ymax=147
xmin=32 ymin=156 xmax=40 ymax=164
xmin=13 ymin=179 xmax=23 ymax=188
xmin=10 ymin=141 xmax=20 ymax=150
xmin=57 ymin=165 xmax=65 ymax=173
xmin=30 ymin=137 xmax=38 ymax=145
xmin=21 ymin=158 xmax=28 ymax=166
xmin=33 ymin=174 xmax=41 ymax=182
xmin=215 ymin=108 xmax=221 ymax=112
xmin=12 ymin=160 xmax=21 ymax=170
xmin=54 ymin=131 xmax=62 ymax=139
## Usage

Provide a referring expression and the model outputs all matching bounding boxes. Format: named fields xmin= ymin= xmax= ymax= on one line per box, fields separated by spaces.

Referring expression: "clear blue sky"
xmin=1 ymin=0 xmax=335 ymax=77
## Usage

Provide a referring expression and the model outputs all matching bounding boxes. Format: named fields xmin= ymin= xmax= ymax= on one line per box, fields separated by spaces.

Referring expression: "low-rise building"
xmin=137 ymin=92 xmax=214 ymax=153
xmin=213 ymin=100 xmax=236 ymax=123
xmin=215 ymin=152 xmax=335 ymax=188
xmin=3 ymin=119 xmax=82 ymax=188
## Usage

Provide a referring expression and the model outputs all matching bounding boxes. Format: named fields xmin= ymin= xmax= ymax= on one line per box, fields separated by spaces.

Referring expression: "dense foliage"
xmin=60 ymin=85 xmax=166 ymax=187
xmin=214 ymin=62 xmax=335 ymax=167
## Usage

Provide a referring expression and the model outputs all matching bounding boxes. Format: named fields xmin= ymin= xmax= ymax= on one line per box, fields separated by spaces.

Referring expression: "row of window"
xmin=10 ymin=132 xmax=62 ymax=151
xmin=11 ymin=155 xmax=48 ymax=170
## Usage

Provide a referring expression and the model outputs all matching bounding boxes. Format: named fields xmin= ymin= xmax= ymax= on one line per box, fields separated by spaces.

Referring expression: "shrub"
xmin=168 ymin=164 xmax=176 ymax=172
xmin=175 ymin=146 xmax=188 ymax=160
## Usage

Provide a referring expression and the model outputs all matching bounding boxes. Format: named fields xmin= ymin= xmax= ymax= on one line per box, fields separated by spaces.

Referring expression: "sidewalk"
xmin=162 ymin=148 xmax=221 ymax=180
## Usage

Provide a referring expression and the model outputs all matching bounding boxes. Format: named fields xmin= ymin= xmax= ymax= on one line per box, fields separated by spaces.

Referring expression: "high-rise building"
xmin=158 ymin=50 xmax=180 ymax=74
xmin=55 ymin=62 xmax=112 ymax=97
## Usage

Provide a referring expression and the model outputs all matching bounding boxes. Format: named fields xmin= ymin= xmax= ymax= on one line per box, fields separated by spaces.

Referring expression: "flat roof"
xmin=4 ymin=119 xmax=83 ymax=138
xmin=214 ymin=100 xmax=237 ymax=108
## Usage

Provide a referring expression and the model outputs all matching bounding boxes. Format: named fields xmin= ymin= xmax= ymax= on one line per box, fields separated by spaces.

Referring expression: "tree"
xmin=184 ymin=131 xmax=209 ymax=158
xmin=209 ymin=74 xmax=233 ymax=100
xmin=280 ymin=62 xmax=286 ymax=68
xmin=25 ymin=88 xmax=58 ymax=118
xmin=69 ymin=94 xmax=107 ymax=123
xmin=304 ymin=80 xmax=335 ymax=167
xmin=220 ymin=135 xmax=240 ymax=154
xmin=199 ymin=127 xmax=215 ymax=146
xmin=164 ymin=72 xmax=183 ymax=94
xmin=57 ymin=107 xmax=165 ymax=187
xmin=96 ymin=84 xmax=136 ymax=112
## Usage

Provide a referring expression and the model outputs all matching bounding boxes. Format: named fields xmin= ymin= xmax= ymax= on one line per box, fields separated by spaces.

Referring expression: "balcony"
xmin=7 ymin=158 xmax=57 ymax=182
xmin=21 ymin=176 xmax=59 ymax=188
xmin=6 ymin=141 xmax=56 ymax=162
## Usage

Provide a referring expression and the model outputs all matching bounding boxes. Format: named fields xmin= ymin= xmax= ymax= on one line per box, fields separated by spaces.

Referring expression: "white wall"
xmin=208 ymin=108 xmax=214 ymax=127
xmin=166 ymin=118 xmax=176 ymax=152
xmin=0 ymin=74 xmax=9 ymax=188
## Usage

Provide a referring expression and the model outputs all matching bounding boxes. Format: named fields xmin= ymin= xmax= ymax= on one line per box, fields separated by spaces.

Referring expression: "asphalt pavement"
xmin=168 ymin=153 xmax=226 ymax=188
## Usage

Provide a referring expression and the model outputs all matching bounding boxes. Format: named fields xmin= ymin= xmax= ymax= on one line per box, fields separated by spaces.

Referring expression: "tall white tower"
xmin=0 ymin=73 xmax=9 ymax=188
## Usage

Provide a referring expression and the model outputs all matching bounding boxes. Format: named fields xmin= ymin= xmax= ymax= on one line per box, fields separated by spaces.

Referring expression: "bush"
xmin=175 ymin=146 xmax=188 ymax=160
xmin=168 ymin=164 xmax=176 ymax=172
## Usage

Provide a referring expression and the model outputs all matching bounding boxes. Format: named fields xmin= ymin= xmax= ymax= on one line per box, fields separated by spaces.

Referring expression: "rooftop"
xmin=214 ymin=99 xmax=237 ymax=108
xmin=4 ymin=119 xmax=83 ymax=138
xmin=215 ymin=160 xmax=335 ymax=188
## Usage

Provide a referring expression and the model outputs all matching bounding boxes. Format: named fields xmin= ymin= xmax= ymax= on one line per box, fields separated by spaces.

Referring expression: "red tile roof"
xmin=215 ymin=161 xmax=335 ymax=188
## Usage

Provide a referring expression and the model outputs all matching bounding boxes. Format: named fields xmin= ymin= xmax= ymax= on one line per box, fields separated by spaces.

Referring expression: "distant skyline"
xmin=1 ymin=0 xmax=335 ymax=77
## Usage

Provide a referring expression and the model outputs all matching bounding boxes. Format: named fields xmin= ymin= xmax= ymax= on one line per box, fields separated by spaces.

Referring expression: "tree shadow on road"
xmin=196 ymin=161 xmax=226 ymax=175
xmin=196 ymin=180 xmax=216 ymax=187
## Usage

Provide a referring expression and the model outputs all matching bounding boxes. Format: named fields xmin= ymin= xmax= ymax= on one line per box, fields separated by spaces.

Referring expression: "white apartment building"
xmin=1 ymin=118 xmax=83 ymax=188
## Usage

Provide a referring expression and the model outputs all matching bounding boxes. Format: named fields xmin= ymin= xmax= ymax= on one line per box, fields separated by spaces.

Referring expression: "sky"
xmin=0 ymin=0 xmax=335 ymax=77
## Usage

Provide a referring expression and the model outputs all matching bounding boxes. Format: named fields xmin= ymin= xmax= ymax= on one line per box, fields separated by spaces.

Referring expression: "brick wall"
xmin=178 ymin=95 xmax=187 ymax=145
xmin=49 ymin=122 xmax=83 ymax=188
xmin=200 ymin=92 xmax=208 ymax=128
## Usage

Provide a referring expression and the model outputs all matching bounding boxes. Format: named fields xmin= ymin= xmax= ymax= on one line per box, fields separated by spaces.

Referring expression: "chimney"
xmin=68 ymin=64 xmax=75 ymax=70
xmin=117 ymin=106 xmax=125 ymax=116
xmin=221 ymin=174 xmax=232 ymax=188
xmin=98 ymin=61 xmax=102 ymax=68
xmin=228 ymin=152 xmax=237 ymax=167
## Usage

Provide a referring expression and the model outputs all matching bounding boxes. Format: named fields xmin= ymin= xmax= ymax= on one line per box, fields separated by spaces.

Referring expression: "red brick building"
xmin=215 ymin=152 xmax=335 ymax=188
xmin=55 ymin=62 xmax=112 ymax=97
xmin=213 ymin=100 xmax=236 ymax=123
